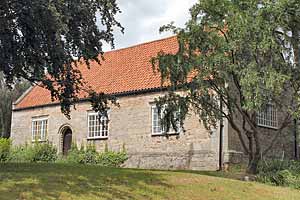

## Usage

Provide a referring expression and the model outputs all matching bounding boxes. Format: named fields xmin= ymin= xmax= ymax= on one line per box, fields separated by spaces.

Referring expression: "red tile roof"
xmin=14 ymin=36 xmax=178 ymax=109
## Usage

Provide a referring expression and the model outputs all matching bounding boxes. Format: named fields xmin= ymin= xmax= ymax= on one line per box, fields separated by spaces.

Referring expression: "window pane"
xmin=88 ymin=113 xmax=109 ymax=138
xmin=257 ymin=104 xmax=277 ymax=128
xmin=151 ymin=105 xmax=181 ymax=135
xmin=31 ymin=119 xmax=48 ymax=141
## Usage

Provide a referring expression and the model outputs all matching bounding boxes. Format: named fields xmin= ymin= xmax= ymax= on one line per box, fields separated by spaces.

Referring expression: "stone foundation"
xmin=124 ymin=150 xmax=218 ymax=170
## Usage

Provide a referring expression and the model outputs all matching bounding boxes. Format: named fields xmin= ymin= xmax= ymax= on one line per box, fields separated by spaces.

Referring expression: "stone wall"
xmin=227 ymin=111 xmax=297 ymax=164
xmin=223 ymin=80 xmax=299 ymax=164
xmin=11 ymin=91 xmax=225 ymax=170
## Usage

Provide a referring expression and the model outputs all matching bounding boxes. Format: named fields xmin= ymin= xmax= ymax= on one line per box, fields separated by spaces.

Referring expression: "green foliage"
xmin=258 ymin=159 xmax=300 ymax=174
xmin=64 ymin=142 xmax=84 ymax=164
xmin=96 ymin=151 xmax=128 ymax=167
xmin=81 ymin=144 xmax=98 ymax=164
xmin=8 ymin=142 xmax=57 ymax=163
xmin=257 ymin=159 xmax=300 ymax=189
xmin=8 ymin=145 xmax=34 ymax=163
xmin=96 ymin=143 xmax=127 ymax=167
xmin=0 ymin=138 xmax=11 ymax=162
xmin=64 ymin=150 xmax=81 ymax=164
xmin=0 ymin=0 xmax=123 ymax=118
xmin=152 ymin=0 xmax=300 ymax=173
xmin=153 ymin=0 xmax=300 ymax=126
xmin=65 ymin=143 xmax=127 ymax=167
xmin=66 ymin=143 xmax=99 ymax=164
xmin=31 ymin=142 xmax=58 ymax=162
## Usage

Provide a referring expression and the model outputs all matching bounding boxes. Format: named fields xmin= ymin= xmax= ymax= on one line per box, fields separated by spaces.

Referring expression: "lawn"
xmin=0 ymin=163 xmax=299 ymax=200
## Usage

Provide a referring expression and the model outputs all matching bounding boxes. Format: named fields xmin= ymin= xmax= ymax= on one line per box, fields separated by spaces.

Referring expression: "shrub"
xmin=258 ymin=159 xmax=300 ymax=173
xmin=0 ymin=138 xmax=11 ymax=162
xmin=8 ymin=145 xmax=34 ymax=162
xmin=65 ymin=143 xmax=128 ymax=167
xmin=257 ymin=159 xmax=300 ymax=189
xmin=81 ymin=144 xmax=98 ymax=164
xmin=96 ymin=151 xmax=128 ymax=167
xmin=32 ymin=142 xmax=58 ymax=162
xmin=8 ymin=142 xmax=57 ymax=163
xmin=66 ymin=144 xmax=98 ymax=164
xmin=5 ymin=140 xmax=127 ymax=167
xmin=64 ymin=143 xmax=83 ymax=163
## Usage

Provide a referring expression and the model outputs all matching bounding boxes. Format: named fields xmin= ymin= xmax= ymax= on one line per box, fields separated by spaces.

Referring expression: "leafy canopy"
xmin=152 ymin=0 xmax=299 ymax=173
xmin=153 ymin=0 xmax=300 ymax=129
xmin=0 ymin=0 xmax=123 ymax=117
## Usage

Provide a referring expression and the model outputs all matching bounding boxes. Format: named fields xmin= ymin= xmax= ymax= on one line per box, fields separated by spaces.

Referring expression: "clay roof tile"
xmin=15 ymin=36 xmax=178 ymax=109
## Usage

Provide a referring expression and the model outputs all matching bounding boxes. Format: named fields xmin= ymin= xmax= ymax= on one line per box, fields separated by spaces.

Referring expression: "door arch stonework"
xmin=58 ymin=124 xmax=73 ymax=155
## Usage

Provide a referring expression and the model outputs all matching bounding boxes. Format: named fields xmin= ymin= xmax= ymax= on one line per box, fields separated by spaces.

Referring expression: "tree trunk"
xmin=247 ymin=131 xmax=261 ymax=174
xmin=247 ymin=154 xmax=260 ymax=174
xmin=247 ymin=135 xmax=253 ymax=165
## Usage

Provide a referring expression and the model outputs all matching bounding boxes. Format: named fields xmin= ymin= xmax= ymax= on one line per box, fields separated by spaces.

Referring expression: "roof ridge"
xmin=104 ymin=35 xmax=177 ymax=54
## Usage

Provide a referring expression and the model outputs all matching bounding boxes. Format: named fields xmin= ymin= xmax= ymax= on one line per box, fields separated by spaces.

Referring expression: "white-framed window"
xmin=87 ymin=112 xmax=109 ymax=139
xmin=257 ymin=104 xmax=278 ymax=129
xmin=32 ymin=117 xmax=48 ymax=141
xmin=151 ymin=105 xmax=180 ymax=135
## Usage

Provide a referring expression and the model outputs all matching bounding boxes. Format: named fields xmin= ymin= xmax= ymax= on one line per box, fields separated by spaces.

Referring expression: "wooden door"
xmin=63 ymin=128 xmax=72 ymax=155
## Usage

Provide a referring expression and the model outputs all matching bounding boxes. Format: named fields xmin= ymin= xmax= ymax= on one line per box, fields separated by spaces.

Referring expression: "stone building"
xmin=10 ymin=36 xmax=298 ymax=170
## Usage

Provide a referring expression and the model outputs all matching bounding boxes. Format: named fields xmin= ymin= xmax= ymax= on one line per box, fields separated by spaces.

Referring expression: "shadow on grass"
xmin=171 ymin=164 xmax=250 ymax=181
xmin=0 ymin=163 xmax=172 ymax=200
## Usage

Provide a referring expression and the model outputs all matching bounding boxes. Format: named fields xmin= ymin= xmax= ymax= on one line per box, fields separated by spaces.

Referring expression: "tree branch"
xmin=263 ymin=113 xmax=293 ymax=155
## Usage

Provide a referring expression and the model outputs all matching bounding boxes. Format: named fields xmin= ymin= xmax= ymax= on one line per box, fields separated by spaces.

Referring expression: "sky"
xmin=100 ymin=0 xmax=197 ymax=51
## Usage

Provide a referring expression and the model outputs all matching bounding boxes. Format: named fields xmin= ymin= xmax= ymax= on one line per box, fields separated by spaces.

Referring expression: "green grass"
xmin=0 ymin=163 xmax=299 ymax=200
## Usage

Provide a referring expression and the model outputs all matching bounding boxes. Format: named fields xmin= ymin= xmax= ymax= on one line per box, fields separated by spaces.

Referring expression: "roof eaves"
xmin=12 ymin=86 xmax=168 ymax=112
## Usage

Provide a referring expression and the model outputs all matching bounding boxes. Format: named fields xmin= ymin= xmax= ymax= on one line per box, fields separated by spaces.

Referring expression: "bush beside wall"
xmin=97 ymin=151 xmax=128 ymax=167
xmin=8 ymin=142 xmax=58 ymax=163
xmin=1 ymin=140 xmax=128 ymax=167
xmin=257 ymin=159 xmax=300 ymax=189
xmin=64 ymin=143 xmax=98 ymax=164
xmin=0 ymin=138 xmax=11 ymax=162
xmin=65 ymin=143 xmax=128 ymax=167
xmin=8 ymin=146 xmax=34 ymax=163
xmin=31 ymin=142 xmax=58 ymax=162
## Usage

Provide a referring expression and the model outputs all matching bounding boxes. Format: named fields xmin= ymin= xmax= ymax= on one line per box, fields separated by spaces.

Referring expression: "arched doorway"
xmin=62 ymin=127 xmax=72 ymax=155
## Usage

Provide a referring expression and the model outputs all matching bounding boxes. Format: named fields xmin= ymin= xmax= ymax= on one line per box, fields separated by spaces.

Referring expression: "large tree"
xmin=152 ymin=0 xmax=300 ymax=173
xmin=0 ymin=73 xmax=30 ymax=138
xmin=0 ymin=0 xmax=123 ymax=118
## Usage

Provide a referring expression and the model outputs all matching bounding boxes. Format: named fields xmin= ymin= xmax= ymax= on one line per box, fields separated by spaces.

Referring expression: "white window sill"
xmin=87 ymin=137 xmax=108 ymax=140
xmin=257 ymin=124 xmax=278 ymax=130
xmin=151 ymin=132 xmax=180 ymax=136
xmin=31 ymin=140 xmax=47 ymax=143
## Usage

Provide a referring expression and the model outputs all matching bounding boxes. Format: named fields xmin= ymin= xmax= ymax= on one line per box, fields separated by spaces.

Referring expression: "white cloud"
xmin=101 ymin=0 xmax=198 ymax=51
